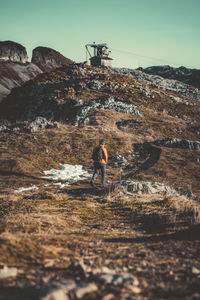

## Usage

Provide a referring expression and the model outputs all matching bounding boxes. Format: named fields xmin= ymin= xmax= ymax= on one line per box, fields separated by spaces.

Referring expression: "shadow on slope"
xmin=124 ymin=146 xmax=162 ymax=178
xmin=0 ymin=170 xmax=52 ymax=182
xmin=104 ymin=224 xmax=200 ymax=243
xmin=66 ymin=182 xmax=109 ymax=199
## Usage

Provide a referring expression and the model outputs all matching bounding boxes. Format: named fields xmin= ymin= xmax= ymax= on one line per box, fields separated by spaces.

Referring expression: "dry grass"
xmin=0 ymin=63 xmax=200 ymax=272
xmin=103 ymin=185 xmax=200 ymax=234
xmin=172 ymin=196 xmax=200 ymax=225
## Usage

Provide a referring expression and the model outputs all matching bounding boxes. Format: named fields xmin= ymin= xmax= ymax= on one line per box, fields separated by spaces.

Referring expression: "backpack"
xmin=92 ymin=146 xmax=104 ymax=161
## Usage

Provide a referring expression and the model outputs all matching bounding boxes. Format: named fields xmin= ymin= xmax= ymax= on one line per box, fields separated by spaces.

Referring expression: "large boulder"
xmin=27 ymin=117 xmax=60 ymax=132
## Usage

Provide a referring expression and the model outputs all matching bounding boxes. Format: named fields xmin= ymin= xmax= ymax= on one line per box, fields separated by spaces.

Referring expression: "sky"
xmin=0 ymin=0 xmax=200 ymax=69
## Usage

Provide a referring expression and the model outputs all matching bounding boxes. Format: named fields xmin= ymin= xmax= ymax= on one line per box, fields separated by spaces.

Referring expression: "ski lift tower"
xmin=85 ymin=43 xmax=113 ymax=67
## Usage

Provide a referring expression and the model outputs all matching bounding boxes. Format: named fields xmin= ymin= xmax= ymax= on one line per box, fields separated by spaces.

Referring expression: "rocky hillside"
xmin=140 ymin=65 xmax=200 ymax=89
xmin=0 ymin=61 xmax=42 ymax=102
xmin=0 ymin=62 xmax=199 ymax=194
xmin=0 ymin=41 xmax=73 ymax=102
xmin=111 ymin=67 xmax=200 ymax=102
xmin=0 ymin=62 xmax=200 ymax=299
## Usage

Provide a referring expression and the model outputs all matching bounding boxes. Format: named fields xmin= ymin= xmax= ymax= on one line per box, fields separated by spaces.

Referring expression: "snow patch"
xmin=43 ymin=164 xmax=91 ymax=187
xmin=14 ymin=165 xmax=91 ymax=192
xmin=14 ymin=185 xmax=39 ymax=193
xmin=0 ymin=266 xmax=18 ymax=279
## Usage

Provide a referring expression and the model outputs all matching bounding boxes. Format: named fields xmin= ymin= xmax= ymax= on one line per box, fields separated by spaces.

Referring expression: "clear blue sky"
xmin=0 ymin=0 xmax=200 ymax=69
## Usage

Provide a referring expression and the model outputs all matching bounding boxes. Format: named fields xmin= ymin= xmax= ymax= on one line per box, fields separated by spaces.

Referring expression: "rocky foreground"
xmin=0 ymin=179 xmax=200 ymax=300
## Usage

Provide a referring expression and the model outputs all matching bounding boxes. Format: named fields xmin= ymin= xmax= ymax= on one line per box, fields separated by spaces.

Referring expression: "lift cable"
xmin=110 ymin=47 xmax=180 ymax=67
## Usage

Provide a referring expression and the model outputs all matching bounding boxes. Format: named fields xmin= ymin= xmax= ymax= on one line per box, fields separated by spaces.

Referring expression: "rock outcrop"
xmin=0 ymin=41 xmax=28 ymax=63
xmin=0 ymin=117 xmax=59 ymax=133
xmin=32 ymin=46 xmax=73 ymax=72
xmin=0 ymin=61 xmax=42 ymax=102
xmin=0 ymin=41 xmax=73 ymax=102
xmin=136 ymin=138 xmax=200 ymax=151
xmin=119 ymin=180 xmax=179 ymax=196
xmin=73 ymin=96 xmax=143 ymax=126
xmin=27 ymin=117 xmax=60 ymax=132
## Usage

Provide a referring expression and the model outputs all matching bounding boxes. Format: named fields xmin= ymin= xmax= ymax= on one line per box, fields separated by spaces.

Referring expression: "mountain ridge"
xmin=0 ymin=40 xmax=73 ymax=101
xmin=140 ymin=65 xmax=200 ymax=89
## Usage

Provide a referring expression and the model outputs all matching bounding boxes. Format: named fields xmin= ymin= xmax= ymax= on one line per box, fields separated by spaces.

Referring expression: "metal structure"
xmin=85 ymin=43 xmax=113 ymax=67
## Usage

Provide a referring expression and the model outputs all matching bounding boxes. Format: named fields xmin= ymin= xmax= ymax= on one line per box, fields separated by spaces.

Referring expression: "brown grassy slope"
xmin=0 ymin=63 xmax=199 ymax=195
xmin=0 ymin=110 xmax=199 ymax=195
xmin=0 ymin=63 xmax=199 ymax=123
xmin=0 ymin=186 xmax=200 ymax=299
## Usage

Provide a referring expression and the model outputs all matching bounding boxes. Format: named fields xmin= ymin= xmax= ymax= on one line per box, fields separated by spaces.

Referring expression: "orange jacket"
xmin=93 ymin=145 xmax=108 ymax=164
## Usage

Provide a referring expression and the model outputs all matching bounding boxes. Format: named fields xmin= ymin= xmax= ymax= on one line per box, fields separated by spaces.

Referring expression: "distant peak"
xmin=31 ymin=46 xmax=74 ymax=71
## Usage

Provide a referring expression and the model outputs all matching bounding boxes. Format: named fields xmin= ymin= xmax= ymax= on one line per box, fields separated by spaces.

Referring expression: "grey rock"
xmin=0 ymin=264 xmax=18 ymax=279
xmin=41 ymin=281 xmax=98 ymax=300
xmin=12 ymin=127 xmax=20 ymax=132
xmin=67 ymin=260 xmax=88 ymax=276
xmin=168 ymin=95 xmax=187 ymax=104
xmin=74 ymin=96 xmax=143 ymax=126
xmin=27 ymin=117 xmax=60 ymax=132
xmin=142 ymin=138 xmax=200 ymax=150
xmin=99 ymin=272 xmax=138 ymax=286
xmin=119 ymin=180 xmax=179 ymax=196
xmin=110 ymin=67 xmax=200 ymax=102
xmin=53 ymin=121 xmax=60 ymax=129
xmin=0 ymin=124 xmax=7 ymax=132
xmin=116 ymin=119 xmax=142 ymax=129
xmin=40 ymin=281 xmax=75 ymax=300
xmin=111 ymin=155 xmax=128 ymax=166
xmin=181 ymin=190 xmax=194 ymax=198
xmin=88 ymin=80 xmax=102 ymax=90
xmin=99 ymin=272 xmax=140 ymax=293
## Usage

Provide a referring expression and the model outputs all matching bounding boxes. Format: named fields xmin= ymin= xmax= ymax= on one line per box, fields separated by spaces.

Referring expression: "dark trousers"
xmin=92 ymin=162 xmax=106 ymax=184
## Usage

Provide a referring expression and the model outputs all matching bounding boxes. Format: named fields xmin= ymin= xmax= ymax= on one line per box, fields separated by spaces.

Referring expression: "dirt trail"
xmin=123 ymin=146 xmax=162 ymax=179
xmin=0 ymin=182 xmax=200 ymax=299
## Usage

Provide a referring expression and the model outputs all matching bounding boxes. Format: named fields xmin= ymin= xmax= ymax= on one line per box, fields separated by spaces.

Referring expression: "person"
xmin=91 ymin=139 xmax=108 ymax=186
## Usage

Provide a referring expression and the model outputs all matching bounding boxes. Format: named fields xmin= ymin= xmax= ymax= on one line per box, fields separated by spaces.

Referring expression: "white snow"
xmin=14 ymin=164 xmax=91 ymax=193
xmin=0 ymin=266 xmax=18 ymax=279
xmin=43 ymin=164 xmax=91 ymax=187
xmin=14 ymin=185 xmax=39 ymax=193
